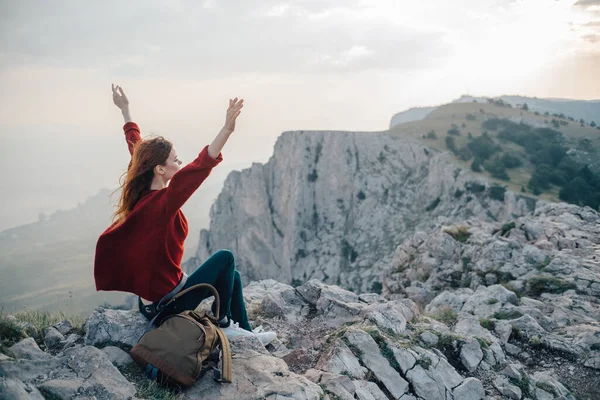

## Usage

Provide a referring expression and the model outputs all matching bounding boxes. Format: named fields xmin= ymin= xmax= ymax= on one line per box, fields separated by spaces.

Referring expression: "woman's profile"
xmin=94 ymin=84 xmax=276 ymax=345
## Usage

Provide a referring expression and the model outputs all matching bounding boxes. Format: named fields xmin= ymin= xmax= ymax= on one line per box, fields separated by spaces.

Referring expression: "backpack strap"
xmin=146 ymin=282 xmax=222 ymax=331
xmin=156 ymin=271 xmax=189 ymax=311
xmin=213 ymin=326 xmax=232 ymax=383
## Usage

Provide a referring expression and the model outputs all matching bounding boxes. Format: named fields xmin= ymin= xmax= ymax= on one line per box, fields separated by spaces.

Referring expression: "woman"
xmin=94 ymin=84 xmax=276 ymax=345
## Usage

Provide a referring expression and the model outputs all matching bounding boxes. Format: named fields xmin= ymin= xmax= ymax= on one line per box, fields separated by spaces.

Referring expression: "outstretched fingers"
xmin=118 ymin=86 xmax=127 ymax=100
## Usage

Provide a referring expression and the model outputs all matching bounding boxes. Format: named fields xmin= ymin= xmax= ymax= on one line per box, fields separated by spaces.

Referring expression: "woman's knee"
xmin=214 ymin=249 xmax=235 ymax=264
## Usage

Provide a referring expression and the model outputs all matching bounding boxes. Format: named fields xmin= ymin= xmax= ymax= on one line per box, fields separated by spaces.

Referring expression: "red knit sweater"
xmin=94 ymin=122 xmax=222 ymax=302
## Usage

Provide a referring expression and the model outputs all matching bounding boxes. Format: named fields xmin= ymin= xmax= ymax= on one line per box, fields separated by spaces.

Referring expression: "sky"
xmin=0 ymin=0 xmax=599 ymax=231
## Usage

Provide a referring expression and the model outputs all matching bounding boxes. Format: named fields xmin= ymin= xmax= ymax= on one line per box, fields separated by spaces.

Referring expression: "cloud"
xmin=575 ymin=0 xmax=600 ymax=5
xmin=0 ymin=0 xmax=451 ymax=77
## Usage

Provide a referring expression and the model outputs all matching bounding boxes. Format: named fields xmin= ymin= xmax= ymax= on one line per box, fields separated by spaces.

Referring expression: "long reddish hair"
xmin=111 ymin=136 xmax=172 ymax=226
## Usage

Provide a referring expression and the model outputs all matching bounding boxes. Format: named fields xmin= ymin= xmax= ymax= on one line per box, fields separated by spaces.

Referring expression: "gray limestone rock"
xmin=452 ymin=377 xmax=485 ymax=400
xmin=101 ymin=346 xmax=134 ymax=368
xmin=343 ymin=328 xmax=409 ymax=398
xmin=460 ymin=339 xmax=483 ymax=372
xmin=0 ymin=377 xmax=45 ymax=400
xmin=43 ymin=327 xmax=65 ymax=350
xmin=9 ymin=338 xmax=52 ymax=361
xmin=84 ymin=308 xmax=148 ymax=348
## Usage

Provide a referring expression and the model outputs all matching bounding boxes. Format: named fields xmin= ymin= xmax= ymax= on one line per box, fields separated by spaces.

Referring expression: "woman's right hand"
xmin=112 ymin=83 xmax=129 ymax=111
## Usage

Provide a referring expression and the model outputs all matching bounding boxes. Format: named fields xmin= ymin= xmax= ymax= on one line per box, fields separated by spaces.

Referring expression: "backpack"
xmin=130 ymin=283 xmax=232 ymax=386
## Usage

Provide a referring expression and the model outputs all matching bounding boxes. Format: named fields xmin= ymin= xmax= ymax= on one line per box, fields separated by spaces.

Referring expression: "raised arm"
xmin=164 ymin=98 xmax=243 ymax=216
xmin=112 ymin=84 xmax=140 ymax=155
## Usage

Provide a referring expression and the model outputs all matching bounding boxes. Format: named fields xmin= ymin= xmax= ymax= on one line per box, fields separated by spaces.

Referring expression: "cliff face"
xmin=186 ymin=130 xmax=538 ymax=292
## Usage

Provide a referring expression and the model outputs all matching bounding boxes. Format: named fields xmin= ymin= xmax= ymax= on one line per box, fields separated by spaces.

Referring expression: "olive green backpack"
xmin=130 ymin=284 xmax=232 ymax=386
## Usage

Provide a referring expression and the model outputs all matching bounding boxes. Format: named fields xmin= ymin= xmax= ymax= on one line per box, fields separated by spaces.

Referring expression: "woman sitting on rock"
xmin=93 ymin=84 xmax=276 ymax=345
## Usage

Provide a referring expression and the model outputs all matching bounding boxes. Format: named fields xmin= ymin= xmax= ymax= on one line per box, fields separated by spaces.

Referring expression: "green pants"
xmin=153 ymin=250 xmax=252 ymax=331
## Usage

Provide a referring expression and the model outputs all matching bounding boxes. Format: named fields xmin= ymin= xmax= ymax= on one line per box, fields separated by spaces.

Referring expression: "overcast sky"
xmin=0 ymin=0 xmax=599 ymax=229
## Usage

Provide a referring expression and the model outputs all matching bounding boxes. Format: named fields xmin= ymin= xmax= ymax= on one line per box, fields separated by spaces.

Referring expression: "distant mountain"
xmin=389 ymin=106 xmax=437 ymax=127
xmin=390 ymin=95 xmax=600 ymax=128
xmin=389 ymin=100 xmax=600 ymax=208
xmin=0 ymin=188 xmax=130 ymax=315
xmin=455 ymin=95 xmax=600 ymax=124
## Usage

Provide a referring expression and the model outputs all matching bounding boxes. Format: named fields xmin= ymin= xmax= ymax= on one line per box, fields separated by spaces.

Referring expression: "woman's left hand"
xmin=223 ymin=98 xmax=244 ymax=134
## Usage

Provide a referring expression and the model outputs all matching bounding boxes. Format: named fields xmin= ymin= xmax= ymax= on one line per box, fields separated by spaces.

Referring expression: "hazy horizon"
xmin=1 ymin=0 xmax=600 ymax=231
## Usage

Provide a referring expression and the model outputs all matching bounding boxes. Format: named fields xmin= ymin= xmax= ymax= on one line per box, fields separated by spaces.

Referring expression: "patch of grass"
xmin=475 ymin=337 xmax=491 ymax=349
xmin=13 ymin=309 xmax=84 ymax=334
xmin=341 ymin=336 xmax=364 ymax=360
xmin=486 ymin=298 xmax=499 ymax=305
xmin=479 ymin=318 xmax=496 ymax=331
xmin=444 ymin=226 xmax=472 ymax=243
xmin=435 ymin=333 xmax=467 ymax=372
xmin=433 ymin=306 xmax=458 ymax=326
xmin=536 ymin=381 xmax=557 ymax=395
xmin=0 ymin=312 xmax=28 ymax=346
xmin=136 ymin=380 xmax=185 ymax=400
xmin=340 ymin=370 xmax=353 ymax=379
xmin=534 ymin=256 xmax=552 ymax=270
xmin=0 ymin=309 xmax=84 ymax=347
xmin=501 ymin=282 xmax=524 ymax=298
xmin=526 ymin=276 xmax=577 ymax=296
xmin=364 ymin=327 xmax=401 ymax=371
xmin=118 ymin=363 xmax=185 ymax=400
xmin=493 ymin=309 xmax=523 ymax=320
xmin=416 ymin=355 xmax=432 ymax=370
xmin=509 ymin=374 xmax=533 ymax=398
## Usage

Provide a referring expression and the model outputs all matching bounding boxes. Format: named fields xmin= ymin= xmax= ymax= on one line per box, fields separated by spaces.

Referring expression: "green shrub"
xmin=467 ymin=133 xmax=501 ymax=160
xmin=484 ymin=157 xmax=510 ymax=181
xmin=493 ymin=309 xmax=523 ymax=320
xmin=445 ymin=135 xmax=457 ymax=152
xmin=526 ymin=276 xmax=577 ymax=296
xmin=434 ymin=306 xmax=458 ymax=326
xmin=501 ymin=152 xmax=523 ymax=169
xmin=465 ymin=182 xmax=486 ymax=193
xmin=479 ymin=318 xmax=496 ymax=330
xmin=500 ymin=221 xmax=516 ymax=236
xmin=488 ymin=185 xmax=507 ymax=201
xmin=471 ymin=158 xmax=483 ymax=172
xmin=456 ymin=146 xmax=473 ymax=161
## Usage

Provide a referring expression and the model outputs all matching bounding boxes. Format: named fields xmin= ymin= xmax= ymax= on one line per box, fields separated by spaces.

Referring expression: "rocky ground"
xmin=1 ymin=202 xmax=599 ymax=399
